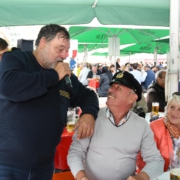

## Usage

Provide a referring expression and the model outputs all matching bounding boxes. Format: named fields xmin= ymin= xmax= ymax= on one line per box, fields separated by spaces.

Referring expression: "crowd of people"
xmin=75 ymin=58 xmax=167 ymax=116
xmin=69 ymin=59 xmax=180 ymax=180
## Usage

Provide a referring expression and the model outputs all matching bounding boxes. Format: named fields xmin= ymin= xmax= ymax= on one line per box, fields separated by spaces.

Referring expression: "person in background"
xmin=0 ymin=38 xmax=8 ymax=60
xmin=128 ymin=63 xmax=133 ymax=71
xmin=87 ymin=63 xmax=92 ymax=70
xmin=109 ymin=64 xmax=116 ymax=76
xmin=149 ymin=62 xmax=154 ymax=68
xmin=97 ymin=66 xmax=111 ymax=97
xmin=68 ymin=71 xmax=164 ymax=180
xmin=137 ymin=92 xmax=180 ymax=172
xmin=116 ymin=58 xmax=121 ymax=71
xmin=137 ymin=63 xmax=143 ymax=72
xmin=97 ymin=63 xmax=103 ymax=74
xmin=158 ymin=62 xmax=163 ymax=70
xmin=69 ymin=57 xmax=76 ymax=71
xmin=121 ymin=62 xmax=130 ymax=72
xmin=151 ymin=65 xmax=160 ymax=74
xmin=78 ymin=62 xmax=90 ymax=86
xmin=86 ymin=63 xmax=101 ymax=82
xmin=76 ymin=63 xmax=81 ymax=78
xmin=0 ymin=24 xmax=99 ymax=180
xmin=141 ymin=65 xmax=155 ymax=92
xmin=130 ymin=63 xmax=142 ymax=84
xmin=146 ymin=69 xmax=167 ymax=112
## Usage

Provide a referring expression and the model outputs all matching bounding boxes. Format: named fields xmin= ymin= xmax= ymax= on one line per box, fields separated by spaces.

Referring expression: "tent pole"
xmin=154 ymin=48 xmax=157 ymax=66
xmin=114 ymin=36 xmax=116 ymax=67
xmin=166 ymin=0 xmax=180 ymax=100
xmin=83 ymin=44 xmax=88 ymax=62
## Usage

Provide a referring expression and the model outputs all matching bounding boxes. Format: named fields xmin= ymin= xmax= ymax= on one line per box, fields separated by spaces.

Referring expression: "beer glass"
xmin=170 ymin=152 xmax=180 ymax=180
xmin=96 ymin=75 xmax=100 ymax=80
xmin=66 ymin=107 xmax=76 ymax=133
xmin=93 ymin=74 xmax=97 ymax=79
xmin=152 ymin=102 xmax=159 ymax=115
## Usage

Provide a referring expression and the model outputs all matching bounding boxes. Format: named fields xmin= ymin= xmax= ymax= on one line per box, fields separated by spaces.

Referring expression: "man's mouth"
xmin=108 ymin=95 xmax=114 ymax=99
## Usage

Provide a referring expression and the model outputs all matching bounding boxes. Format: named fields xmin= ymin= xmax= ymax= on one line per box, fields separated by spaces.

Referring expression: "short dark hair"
xmin=102 ymin=66 xmax=108 ymax=73
xmin=110 ymin=64 xmax=115 ymax=68
xmin=0 ymin=38 xmax=8 ymax=50
xmin=132 ymin=63 xmax=138 ymax=69
xmin=35 ymin=24 xmax=70 ymax=46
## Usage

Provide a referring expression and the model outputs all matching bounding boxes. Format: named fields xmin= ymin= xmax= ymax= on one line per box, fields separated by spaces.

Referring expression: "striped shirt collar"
xmin=106 ymin=108 xmax=130 ymax=126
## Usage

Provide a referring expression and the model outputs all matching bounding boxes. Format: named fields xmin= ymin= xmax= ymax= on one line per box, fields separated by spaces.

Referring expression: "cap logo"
xmin=116 ymin=73 xmax=124 ymax=79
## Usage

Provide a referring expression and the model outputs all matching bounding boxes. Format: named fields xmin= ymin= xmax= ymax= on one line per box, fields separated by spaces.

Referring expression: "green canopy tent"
xmin=69 ymin=26 xmax=170 ymax=54
xmin=0 ymin=0 xmax=169 ymax=27
xmin=121 ymin=42 xmax=170 ymax=55
xmin=78 ymin=43 xmax=107 ymax=53
xmin=90 ymin=42 xmax=169 ymax=57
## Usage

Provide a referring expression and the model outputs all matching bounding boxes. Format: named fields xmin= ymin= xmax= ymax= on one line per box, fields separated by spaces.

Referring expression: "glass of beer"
xmin=170 ymin=152 xmax=180 ymax=180
xmin=66 ymin=107 xmax=76 ymax=133
xmin=152 ymin=102 xmax=159 ymax=116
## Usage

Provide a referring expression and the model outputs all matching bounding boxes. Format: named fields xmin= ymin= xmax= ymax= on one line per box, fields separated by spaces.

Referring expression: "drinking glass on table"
xmin=152 ymin=102 xmax=159 ymax=116
xmin=92 ymin=74 xmax=97 ymax=79
xmin=96 ymin=75 xmax=100 ymax=80
xmin=66 ymin=107 xmax=76 ymax=133
xmin=170 ymin=152 xmax=180 ymax=180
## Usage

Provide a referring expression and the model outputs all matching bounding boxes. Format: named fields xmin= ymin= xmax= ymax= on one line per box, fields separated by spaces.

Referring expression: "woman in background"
xmin=137 ymin=92 xmax=180 ymax=172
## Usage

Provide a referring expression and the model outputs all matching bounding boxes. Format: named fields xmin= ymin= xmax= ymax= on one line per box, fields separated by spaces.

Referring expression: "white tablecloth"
xmin=145 ymin=112 xmax=165 ymax=124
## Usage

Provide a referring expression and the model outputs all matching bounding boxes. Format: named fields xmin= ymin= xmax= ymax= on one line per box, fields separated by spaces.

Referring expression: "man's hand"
xmin=127 ymin=172 xmax=150 ymax=180
xmin=74 ymin=114 xmax=95 ymax=140
xmin=76 ymin=170 xmax=89 ymax=180
xmin=54 ymin=62 xmax=71 ymax=81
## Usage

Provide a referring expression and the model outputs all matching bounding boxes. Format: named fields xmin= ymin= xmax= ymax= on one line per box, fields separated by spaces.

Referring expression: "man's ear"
xmin=134 ymin=94 xmax=138 ymax=102
xmin=129 ymin=93 xmax=138 ymax=104
xmin=131 ymin=93 xmax=138 ymax=103
xmin=39 ymin=37 xmax=46 ymax=50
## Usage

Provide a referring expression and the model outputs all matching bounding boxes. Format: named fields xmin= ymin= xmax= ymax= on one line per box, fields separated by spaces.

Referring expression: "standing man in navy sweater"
xmin=0 ymin=24 xmax=99 ymax=180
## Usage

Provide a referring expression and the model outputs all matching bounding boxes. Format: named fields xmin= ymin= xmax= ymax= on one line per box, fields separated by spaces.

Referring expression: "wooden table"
xmin=54 ymin=128 xmax=74 ymax=171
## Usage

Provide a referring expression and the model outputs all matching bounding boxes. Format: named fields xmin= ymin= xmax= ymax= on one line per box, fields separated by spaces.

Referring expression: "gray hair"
xmin=164 ymin=94 xmax=180 ymax=116
xmin=155 ymin=69 xmax=166 ymax=79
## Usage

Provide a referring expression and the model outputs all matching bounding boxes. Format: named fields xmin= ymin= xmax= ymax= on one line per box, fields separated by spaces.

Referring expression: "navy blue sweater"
xmin=0 ymin=49 xmax=99 ymax=168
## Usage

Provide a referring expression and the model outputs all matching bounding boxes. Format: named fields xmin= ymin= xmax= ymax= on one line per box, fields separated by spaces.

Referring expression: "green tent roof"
xmin=0 ymin=0 xmax=170 ymax=26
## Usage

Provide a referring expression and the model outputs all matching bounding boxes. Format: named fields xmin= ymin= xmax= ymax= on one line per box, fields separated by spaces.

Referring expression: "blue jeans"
xmin=0 ymin=162 xmax=54 ymax=180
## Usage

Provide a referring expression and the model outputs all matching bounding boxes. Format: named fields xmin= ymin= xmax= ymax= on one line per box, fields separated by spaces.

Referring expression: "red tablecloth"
xmin=54 ymin=128 xmax=74 ymax=171
xmin=88 ymin=79 xmax=99 ymax=89
xmin=52 ymin=171 xmax=74 ymax=180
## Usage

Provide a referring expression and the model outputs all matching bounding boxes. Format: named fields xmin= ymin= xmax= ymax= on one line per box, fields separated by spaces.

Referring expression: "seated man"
xmin=146 ymin=69 xmax=167 ymax=112
xmin=68 ymin=71 xmax=164 ymax=180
